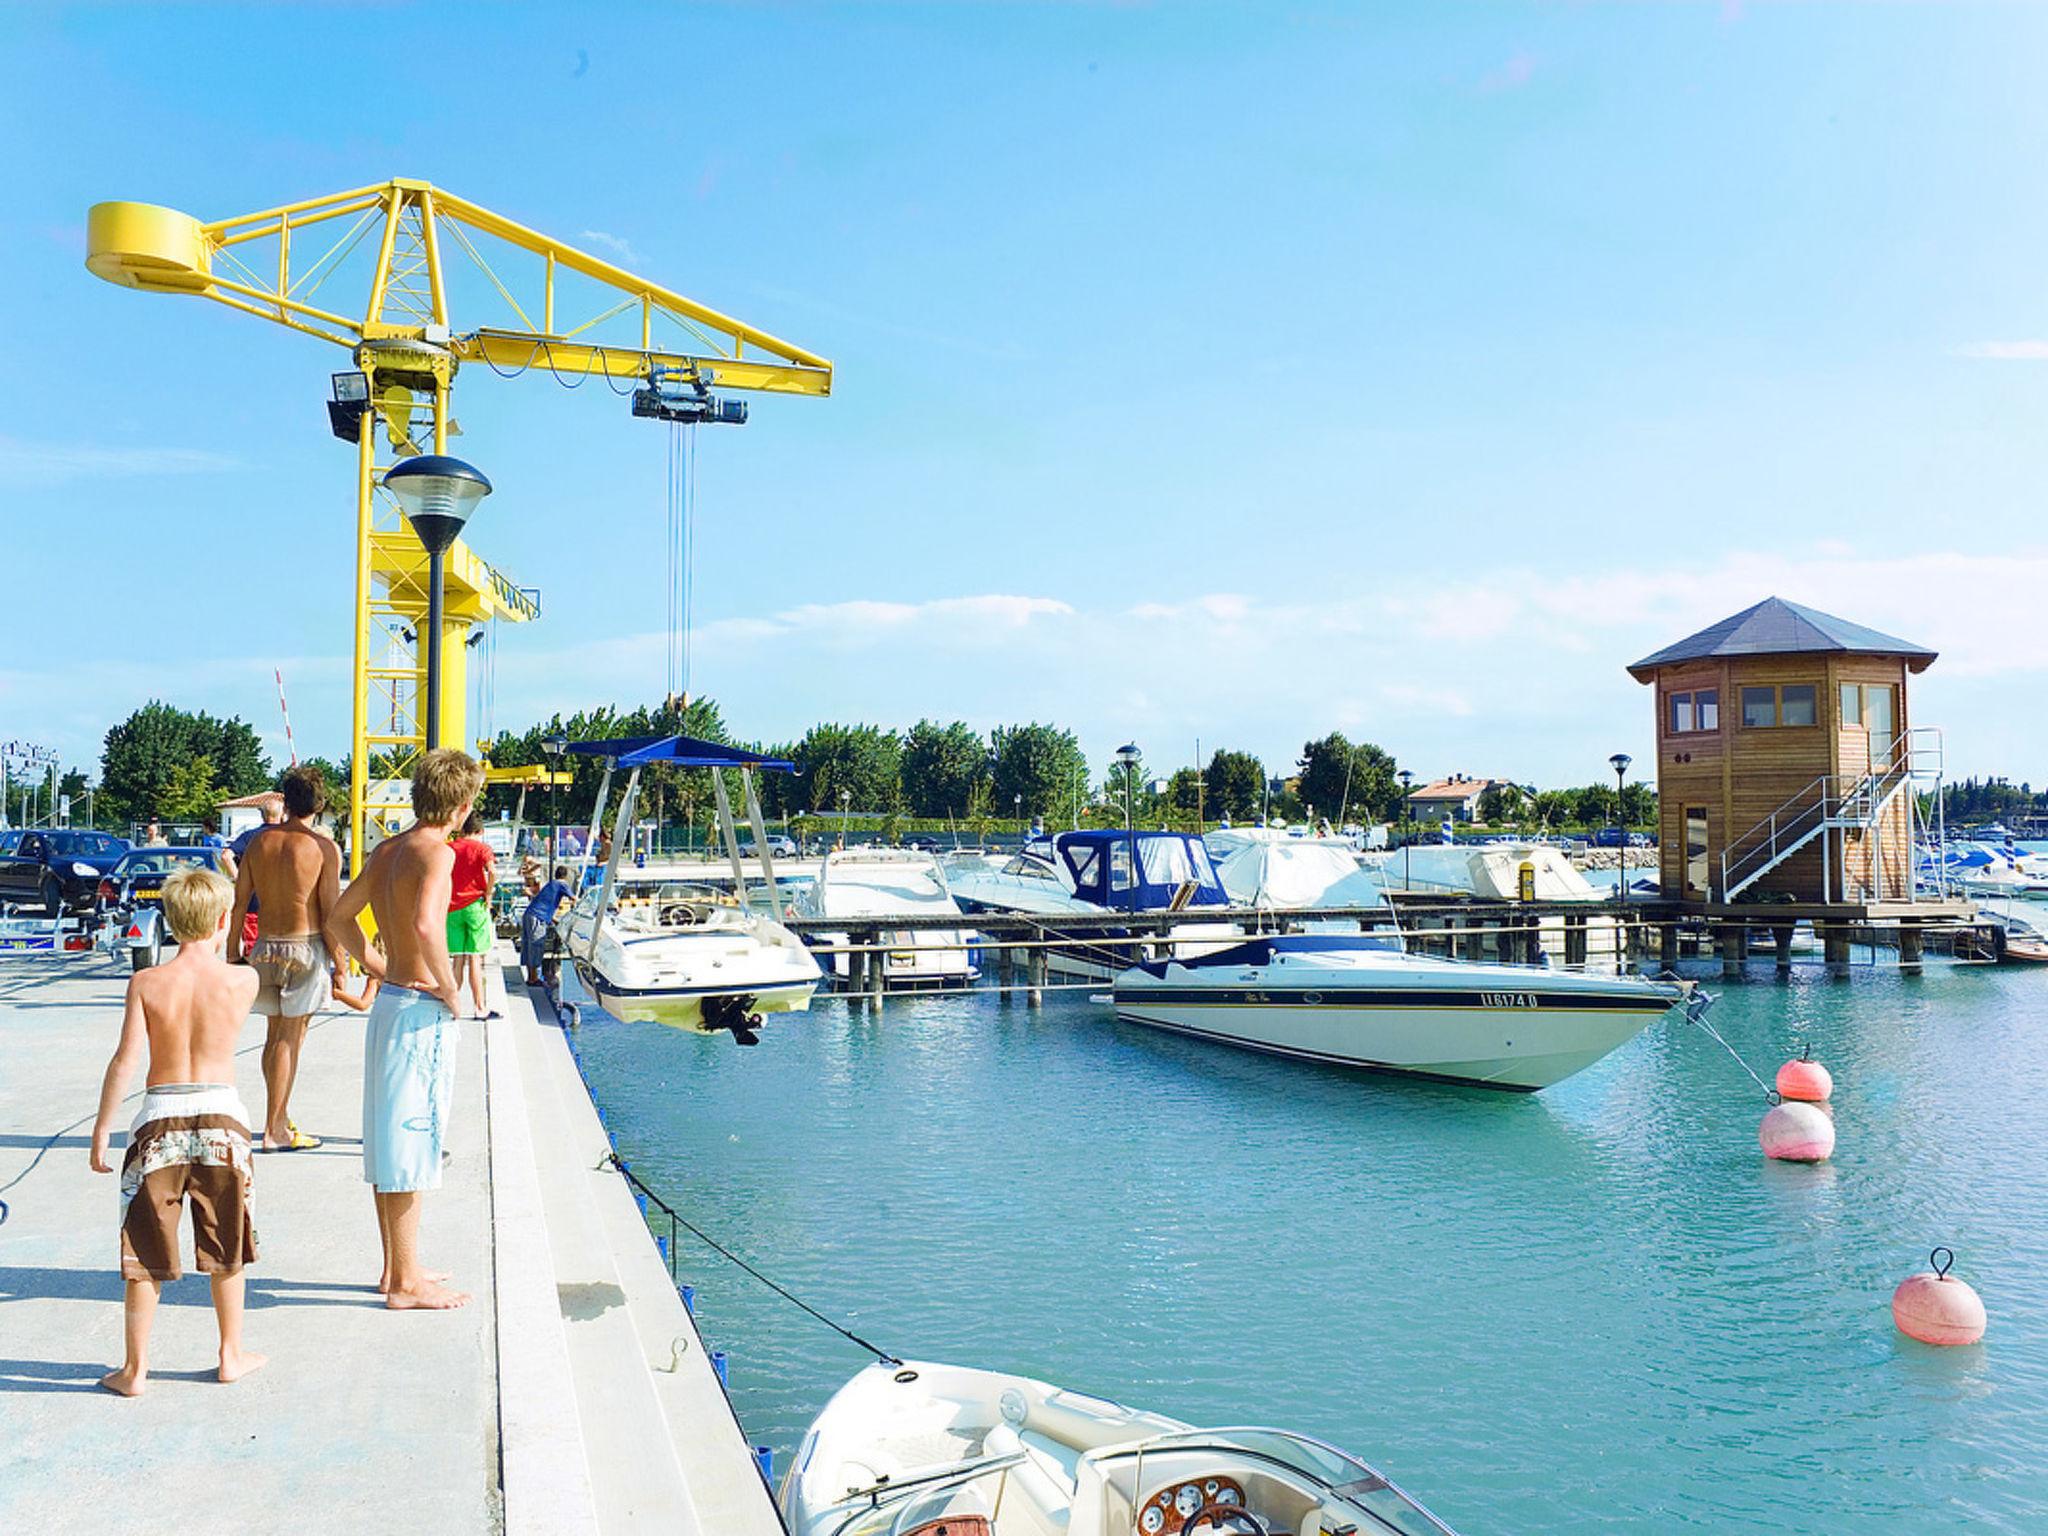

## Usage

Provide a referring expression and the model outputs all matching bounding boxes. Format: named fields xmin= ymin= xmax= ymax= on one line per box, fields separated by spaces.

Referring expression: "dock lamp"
xmin=1115 ymin=743 xmax=1141 ymax=833
xmin=839 ymin=787 xmax=852 ymax=849
xmin=1609 ymin=752 xmax=1633 ymax=939
xmin=1397 ymin=768 xmax=1414 ymax=889
xmin=1014 ymin=792 xmax=1023 ymax=841
xmin=383 ymin=455 xmax=492 ymax=750
xmin=542 ymin=731 xmax=568 ymax=860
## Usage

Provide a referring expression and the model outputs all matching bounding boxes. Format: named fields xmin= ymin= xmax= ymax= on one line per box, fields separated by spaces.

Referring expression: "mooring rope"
xmin=1668 ymin=983 xmax=1780 ymax=1104
xmin=538 ymin=972 xmax=901 ymax=1365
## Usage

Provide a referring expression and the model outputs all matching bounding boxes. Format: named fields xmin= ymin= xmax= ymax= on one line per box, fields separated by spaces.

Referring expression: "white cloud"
xmin=579 ymin=229 xmax=645 ymax=266
xmin=1952 ymin=340 xmax=2048 ymax=360
xmin=0 ymin=436 xmax=238 ymax=488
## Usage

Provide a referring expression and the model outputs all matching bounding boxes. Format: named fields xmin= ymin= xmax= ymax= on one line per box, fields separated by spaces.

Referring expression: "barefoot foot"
xmin=375 ymin=1269 xmax=451 ymax=1293
xmin=386 ymin=1281 xmax=471 ymax=1312
xmin=99 ymin=1365 xmax=146 ymax=1397
xmin=218 ymin=1349 xmax=268 ymax=1384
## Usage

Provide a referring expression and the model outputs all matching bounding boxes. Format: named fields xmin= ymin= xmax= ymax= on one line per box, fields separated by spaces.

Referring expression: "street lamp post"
xmin=1013 ymin=792 xmax=1023 ymax=843
xmin=839 ymin=787 xmax=851 ymax=849
xmin=1114 ymin=743 xmax=1140 ymax=834
xmin=1610 ymin=751 xmax=1633 ymax=968
xmin=382 ymin=455 xmax=493 ymax=750
xmin=542 ymin=730 xmax=567 ymax=863
xmin=1397 ymin=767 xmax=1414 ymax=891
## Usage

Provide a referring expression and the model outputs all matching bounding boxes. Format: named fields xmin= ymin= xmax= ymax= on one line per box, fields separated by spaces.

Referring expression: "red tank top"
xmin=449 ymin=837 xmax=493 ymax=910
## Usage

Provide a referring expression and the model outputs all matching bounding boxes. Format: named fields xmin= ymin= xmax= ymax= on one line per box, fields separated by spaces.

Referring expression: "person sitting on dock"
xmin=325 ymin=748 xmax=484 ymax=1312
xmin=229 ymin=765 xmax=340 ymax=1153
xmin=519 ymin=863 xmax=575 ymax=987
xmin=89 ymin=864 xmax=265 ymax=1396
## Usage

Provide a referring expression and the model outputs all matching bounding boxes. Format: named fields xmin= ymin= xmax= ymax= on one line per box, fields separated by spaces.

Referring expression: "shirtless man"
xmin=90 ymin=865 xmax=265 ymax=1394
xmin=229 ymin=765 xmax=340 ymax=1152
xmin=325 ymin=748 xmax=483 ymax=1311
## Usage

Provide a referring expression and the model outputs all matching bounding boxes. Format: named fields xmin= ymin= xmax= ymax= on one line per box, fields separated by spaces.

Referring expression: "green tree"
xmin=1572 ymin=784 xmax=1618 ymax=827
xmin=99 ymin=701 xmax=270 ymax=828
xmin=793 ymin=723 xmax=902 ymax=812
xmin=1165 ymin=767 xmax=1205 ymax=821
xmin=1476 ymin=781 xmax=1529 ymax=826
xmin=990 ymin=723 xmax=1089 ymax=825
xmin=1203 ymin=749 xmax=1265 ymax=821
xmin=1620 ymin=781 xmax=1657 ymax=829
xmin=900 ymin=719 xmax=990 ymax=817
xmin=1295 ymin=733 xmax=1399 ymax=823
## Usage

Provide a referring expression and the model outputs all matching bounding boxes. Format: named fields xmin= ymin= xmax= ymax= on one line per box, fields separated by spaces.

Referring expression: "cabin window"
xmin=1741 ymin=684 xmax=1818 ymax=728
xmin=1108 ymin=842 xmax=1135 ymax=891
xmin=1840 ymin=684 xmax=1862 ymax=726
xmin=1866 ymin=685 xmax=1895 ymax=741
xmin=1666 ymin=688 xmax=1719 ymax=734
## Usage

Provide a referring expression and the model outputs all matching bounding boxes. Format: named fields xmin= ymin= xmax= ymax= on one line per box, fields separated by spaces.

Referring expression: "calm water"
xmin=569 ymin=953 xmax=2048 ymax=1533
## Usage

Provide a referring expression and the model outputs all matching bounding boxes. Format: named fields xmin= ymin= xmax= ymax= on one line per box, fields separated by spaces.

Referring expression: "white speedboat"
xmin=1945 ymin=844 xmax=2048 ymax=900
xmin=1204 ymin=827 xmax=1391 ymax=923
xmin=557 ymin=874 xmax=820 ymax=1041
xmin=783 ymin=1359 xmax=1459 ymax=1536
xmin=798 ymin=847 xmax=979 ymax=990
xmin=1113 ymin=934 xmax=1684 ymax=1091
xmin=947 ymin=830 xmax=1240 ymax=982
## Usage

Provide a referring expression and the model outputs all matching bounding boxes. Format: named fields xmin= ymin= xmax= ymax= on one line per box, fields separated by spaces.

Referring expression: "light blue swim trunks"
xmin=362 ymin=983 xmax=459 ymax=1193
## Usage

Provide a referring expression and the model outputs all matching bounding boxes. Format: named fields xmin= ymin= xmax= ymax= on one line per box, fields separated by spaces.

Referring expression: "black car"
xmin=96 ymin=846 xmax=226 ymax=969
xmin=0 ymin=829 xmax=130 ymax=914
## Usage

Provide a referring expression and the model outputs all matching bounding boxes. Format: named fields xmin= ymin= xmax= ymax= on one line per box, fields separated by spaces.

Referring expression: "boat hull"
xmin=1112 ymin=973 xmax=1674 ymax=1090
xmin=579 ymin=963 xmax=817 ymax=1031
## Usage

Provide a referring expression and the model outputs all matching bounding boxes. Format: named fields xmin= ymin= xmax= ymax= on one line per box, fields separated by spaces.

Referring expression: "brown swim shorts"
xmin=118 ymin=1084 xmax=258 ymax=1282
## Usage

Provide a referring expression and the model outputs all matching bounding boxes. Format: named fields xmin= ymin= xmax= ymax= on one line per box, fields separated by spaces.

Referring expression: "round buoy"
xmin=1776 ymin=1044 xmax=1833 ymax=1103
xmin=1759 ymin=1099 xmax=1835 ymax=1162
xmin=1892 ymin=1248 xmax=1986 ymax=1346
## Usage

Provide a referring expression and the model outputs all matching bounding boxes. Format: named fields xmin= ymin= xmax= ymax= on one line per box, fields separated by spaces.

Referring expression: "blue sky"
xmin=5 ymin=2 xmax=2047 ymax=792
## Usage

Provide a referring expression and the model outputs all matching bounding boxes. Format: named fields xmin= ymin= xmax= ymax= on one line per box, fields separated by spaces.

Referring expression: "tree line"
xmin=58 ymin=698 xmax=1657 ymax=838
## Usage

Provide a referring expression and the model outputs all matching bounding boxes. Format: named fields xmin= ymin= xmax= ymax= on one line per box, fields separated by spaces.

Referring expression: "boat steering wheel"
xmin=1182 ymin=1506 xmax=1269 ymax=1536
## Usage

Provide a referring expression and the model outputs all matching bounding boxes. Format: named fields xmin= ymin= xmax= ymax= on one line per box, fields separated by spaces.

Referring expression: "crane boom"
xmin=85 ymin=179 xmax=832 ymax=870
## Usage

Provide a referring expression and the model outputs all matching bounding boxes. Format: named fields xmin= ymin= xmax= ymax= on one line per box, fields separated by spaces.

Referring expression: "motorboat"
xmin=557 ymin=732 xmax=822 ymax=1041
xmin=797 ymin=847 xmax=979 ymax=990
xmin=1942 ymin=844 xmax=2048 ymax=900
xmin=556 ymin=873 xmax=820 ymax=1040
xmin=1203 ymin=827 xmax=1391 ymax=921
xmin=782 ymin=1358 xmax=1459 ymax=1536
xmin=1367 ymin=839 xmax=1602 ymax=901
xmin=947 ymin=829 xmax=1239 ymax=982
xmin=1112 ymin=934 xmax=1685 ymax=1091
xmin=1971 ymin=898 xmax=2048 ymax=963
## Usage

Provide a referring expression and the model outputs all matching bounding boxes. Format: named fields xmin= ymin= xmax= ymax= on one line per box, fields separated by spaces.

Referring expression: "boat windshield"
xmin=1099 ymin=1429 xmax=1459 ymax=1536
xmin=812 ymin=1450 xmax=1032 ymax=1536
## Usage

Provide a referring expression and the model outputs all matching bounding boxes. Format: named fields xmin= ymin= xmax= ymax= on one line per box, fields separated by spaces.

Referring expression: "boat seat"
xmin=904 ymin=1520 xmax=993 ymax=1536
xmin=983 ymin=1424 xmax=1072 ymax=1535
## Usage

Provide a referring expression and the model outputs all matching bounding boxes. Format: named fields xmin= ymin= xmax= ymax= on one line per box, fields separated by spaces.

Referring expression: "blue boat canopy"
xmin=565 ymin=733 xmax=797 ymax=772
xmin=1053 ymin=829 xmax=1228 ymax=912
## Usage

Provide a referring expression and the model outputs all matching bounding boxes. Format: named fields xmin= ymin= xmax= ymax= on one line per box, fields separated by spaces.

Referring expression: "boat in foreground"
xmin=783 ymin=1359 xmax=1459 ymax=1536
xmin=1113 ymin=934 xmax=1685 ymax=1091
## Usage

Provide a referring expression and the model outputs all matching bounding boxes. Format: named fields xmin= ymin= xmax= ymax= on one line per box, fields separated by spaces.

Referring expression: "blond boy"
xmin=89 ymin=866 xmax=266 ymax=1395
xmin=326 ymin=748 xmax=484 ymax=1311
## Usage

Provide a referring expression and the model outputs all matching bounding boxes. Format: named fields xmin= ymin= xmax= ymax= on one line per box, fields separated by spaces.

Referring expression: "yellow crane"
xmin=85 ymin=178 xmax=831 ymax=869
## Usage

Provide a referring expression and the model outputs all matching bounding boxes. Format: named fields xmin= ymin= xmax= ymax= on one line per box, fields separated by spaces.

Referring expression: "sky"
xmin=5 ymin=1 xmax=2048 ymax=795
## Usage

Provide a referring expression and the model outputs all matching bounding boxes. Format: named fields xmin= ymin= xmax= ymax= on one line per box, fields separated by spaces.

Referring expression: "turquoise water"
xmin=569 ymin=955 xmax=2048 ymax=1533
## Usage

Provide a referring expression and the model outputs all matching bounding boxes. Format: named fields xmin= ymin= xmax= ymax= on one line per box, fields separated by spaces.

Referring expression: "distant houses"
xmin=1407 ymin=773 xmax=1520 ymax=824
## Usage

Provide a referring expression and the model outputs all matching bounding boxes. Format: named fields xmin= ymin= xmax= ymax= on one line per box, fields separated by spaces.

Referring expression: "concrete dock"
xmin=0 ymin=949 xmax=781 ymax=1536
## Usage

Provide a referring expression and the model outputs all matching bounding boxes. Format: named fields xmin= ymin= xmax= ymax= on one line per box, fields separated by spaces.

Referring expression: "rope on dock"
xmin=605 ymin=1152 xmax=902 ymax=1367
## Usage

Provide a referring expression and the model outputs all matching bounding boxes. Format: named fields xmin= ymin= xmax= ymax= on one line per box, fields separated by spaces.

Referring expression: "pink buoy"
xmin=1759 ymin=1099 xmax=1835 ymax=1162
xmin=1775 ymin=1045 xmax=1832 ymax=1103
xmin=1892 ymin=1248 xmax=1986 ymax=1346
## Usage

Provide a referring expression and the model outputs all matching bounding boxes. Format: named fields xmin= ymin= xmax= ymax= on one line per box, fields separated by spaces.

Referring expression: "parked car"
xmin=0 ymin=829 xmax=130 ymax=914
xmin=95 ymin=846 xmax=226 ymax=970
xmin=737 ymin=835 xmax=799 ymax=858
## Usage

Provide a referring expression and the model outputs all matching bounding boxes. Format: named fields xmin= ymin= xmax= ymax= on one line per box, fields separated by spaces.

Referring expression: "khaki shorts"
xmin=250 ymin=933 xmax=331 ymax=1018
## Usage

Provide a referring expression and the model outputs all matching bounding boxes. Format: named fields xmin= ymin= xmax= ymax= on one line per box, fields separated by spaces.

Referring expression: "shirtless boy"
xmin=230 ymin=765 xmax=341 ymax=1152
xmin=325 ymin=748 xmax=484 ymax=1312
xmin=90 ymin=865 xmax=266 ymax=1395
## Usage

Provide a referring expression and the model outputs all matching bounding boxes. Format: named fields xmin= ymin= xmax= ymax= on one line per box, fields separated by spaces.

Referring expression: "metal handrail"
xmin=1720 ymin=728 xmax=1941 ymax=900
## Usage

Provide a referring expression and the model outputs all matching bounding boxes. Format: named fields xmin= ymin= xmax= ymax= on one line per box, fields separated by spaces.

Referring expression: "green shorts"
xmin=447 ymin=901 xmax=492 ymax=956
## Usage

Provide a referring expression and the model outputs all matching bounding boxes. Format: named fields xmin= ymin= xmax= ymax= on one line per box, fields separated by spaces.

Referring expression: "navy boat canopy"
xmin=1053 ymin=829 xmax=1228 ymax=913
xmin=565 ymin=733 xmax=797 ymax=772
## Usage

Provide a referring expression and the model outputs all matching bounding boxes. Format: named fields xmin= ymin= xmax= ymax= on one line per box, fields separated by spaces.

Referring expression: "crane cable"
xmin=664 ymin=421 xmax=698 ymax=706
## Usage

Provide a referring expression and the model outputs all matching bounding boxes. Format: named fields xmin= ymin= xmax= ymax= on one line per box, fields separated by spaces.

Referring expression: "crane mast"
xmin=86 ymin=179 xmax=830 ymax=869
